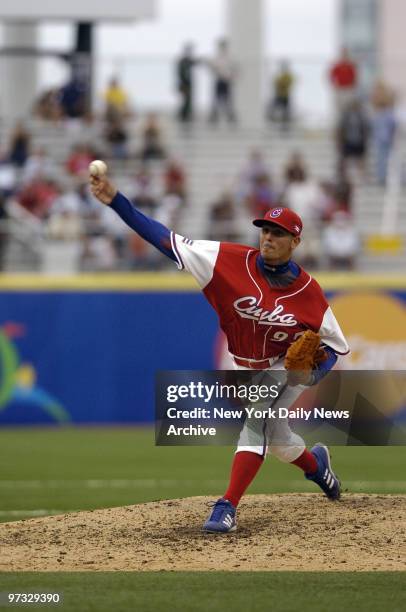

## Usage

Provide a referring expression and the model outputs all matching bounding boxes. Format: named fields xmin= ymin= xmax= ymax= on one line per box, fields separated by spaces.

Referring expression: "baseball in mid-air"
xmin=89 ymin=160 xmax=107 ymax=177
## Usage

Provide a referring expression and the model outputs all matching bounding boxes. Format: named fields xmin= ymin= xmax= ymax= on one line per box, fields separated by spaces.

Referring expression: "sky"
xmin=37 ymin=0 xmax=338 ymax=57
xmin=1 ymin=0 xmax=340 ymax=118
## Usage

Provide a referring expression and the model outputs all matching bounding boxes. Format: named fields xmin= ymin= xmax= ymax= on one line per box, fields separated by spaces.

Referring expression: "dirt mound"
xmin=0 ymin=494 xmax=405 ymax=571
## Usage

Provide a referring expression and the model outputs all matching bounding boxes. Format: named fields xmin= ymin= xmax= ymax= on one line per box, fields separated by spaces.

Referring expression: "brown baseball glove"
xmin=284 ymin=330 xmax=327 ymax=386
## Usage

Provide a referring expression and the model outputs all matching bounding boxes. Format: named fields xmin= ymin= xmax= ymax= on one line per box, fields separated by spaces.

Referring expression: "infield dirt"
xmin=1 ymin=494 xmax=405 ymax=572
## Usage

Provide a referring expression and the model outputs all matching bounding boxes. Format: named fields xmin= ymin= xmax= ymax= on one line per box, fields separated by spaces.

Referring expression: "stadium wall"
xmin=0 ymin=273 xmax=405 ymax=425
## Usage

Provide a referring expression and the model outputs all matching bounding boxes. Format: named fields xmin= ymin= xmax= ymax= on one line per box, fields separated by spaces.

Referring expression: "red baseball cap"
xmin=253 ymin=207 xmax=303 ymax=236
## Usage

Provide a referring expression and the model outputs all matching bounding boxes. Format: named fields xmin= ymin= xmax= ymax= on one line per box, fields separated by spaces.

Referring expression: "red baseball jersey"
xmin=171 ymin=234 xmax=349 ymax=361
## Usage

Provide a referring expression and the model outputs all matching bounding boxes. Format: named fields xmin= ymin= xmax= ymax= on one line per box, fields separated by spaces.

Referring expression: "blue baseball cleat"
xmin=203 ymin=498 xmax=237 ymax=533
xmin=305 ymin=444 xmax=341 ymax=500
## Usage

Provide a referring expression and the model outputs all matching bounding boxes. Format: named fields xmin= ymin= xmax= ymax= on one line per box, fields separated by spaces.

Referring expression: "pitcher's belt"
xmin=232 ymin=354 xmax=281 ymax=370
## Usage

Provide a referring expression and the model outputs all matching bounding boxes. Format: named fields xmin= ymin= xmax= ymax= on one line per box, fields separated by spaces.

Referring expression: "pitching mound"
xmin=0 ymin=494 xmax=405 ymax=572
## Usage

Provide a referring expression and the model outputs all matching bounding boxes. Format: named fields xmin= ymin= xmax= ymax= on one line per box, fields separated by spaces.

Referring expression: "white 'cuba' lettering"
xmin=233 ymin=296 xmax=298 ymax=326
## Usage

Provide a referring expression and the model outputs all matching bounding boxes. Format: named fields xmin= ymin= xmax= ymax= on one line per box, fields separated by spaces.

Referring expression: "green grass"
xmin=0 ymin=429 xmax=404 ymax=611
xmin=0 ymin=427 xmax=404 ymax=521
xmin=0 ymin=572 xmax=404 ymax=612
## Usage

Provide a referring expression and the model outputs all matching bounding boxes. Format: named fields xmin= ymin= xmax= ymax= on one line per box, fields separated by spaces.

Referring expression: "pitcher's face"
xmin=259 ymin=224 xmax=300 ymax=265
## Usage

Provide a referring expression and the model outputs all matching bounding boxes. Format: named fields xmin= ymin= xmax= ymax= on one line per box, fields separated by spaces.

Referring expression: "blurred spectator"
xmin=329 ymin=47 xmax=358 ymax=116
xmin=81 ymin=233 xmax=117 ymax=271
xmin=66 ymin=144 xmax=94 ymax=177
xmin=334 ymin=175 xmax=353 ymax=213
xmin=323 ymin=211 xmax=359 ymax=270
xmin=242 ymin=149 xmax=268 ymax=185
xmin=156 ymin=193 xmax=183 ymax=231
xmin=127 ymin=232 xmax=159 ymax=270
xmin=208 ymin=192 xmax=239 ymax=241
xmin=99 ymin=203 xmax=131 ymax=262
xmin=176 ymin=43 xmax=199 ymax=123
xmin=105 ymin=117 xmax=129 ymax=160
xmin=140 ymin=114 xmax=166 ymax=161
xmin=104 ymin=76 xmax=130 ymax=121
xmin=336 ymin=99 xmax=369 ymax=179
xmin=371 ymin=104 xmax=397 ymax=185
xmin=283 ymin=167 xmax=325 ymax=268
xmin=0 ymin=192 xmax=8 ymax=270
xmin=59 ymin=78 xmax=87 ymax=119
xmin=8 ymin=122 xmax=31 ymax=167
xmin=17 ymin=178 xmax=59 ymax=218
xmin=34 ymin=88 xmax=62 ymax=121
xmin=269 ymin=60 xmax=294 ymax=130
xmin=370 ymin=80 xmax=396 ymax=110
xmin=283 ymin=167 xmax=325 ymax=223
xmin=246 ymin=174 xmax=276 ymax=218
xmin=51 ymin=183 xmax=98 ymax=222
xmin=319 ymin=177 xmax=353 ymax=221
xmin=79 ymin=202 xmax=123 ymax=271
xmin=131 ymin=166 xmax=160 ymax=214
xmin=48 ymin=200 xmax=83 ymax=241
xmin=0 ymin=149 xmax=18 ymax=197
xmin=237 ymin=149 xmax=269 ymax=204
xmin=22 ymin=147 xmax=55 ymax=184
xmin=283 ymin=152 xmax=306 ymax=185
xmin=369 ymin=79 xmax=397 ymax=184
xmin=164 ymin=158 xmax=186 ymax=198
xmin=208 ymin=39 xmax=237 ymax=124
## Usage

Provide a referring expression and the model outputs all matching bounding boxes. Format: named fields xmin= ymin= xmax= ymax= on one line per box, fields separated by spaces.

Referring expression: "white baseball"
xmin=89 ymin=160 xmax=107 ymax=177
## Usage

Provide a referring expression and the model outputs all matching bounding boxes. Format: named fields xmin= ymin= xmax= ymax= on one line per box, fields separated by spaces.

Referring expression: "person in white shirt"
xmin=208 ymin=39 xmax=237 ymax=124
xmin=323 ymin=211 xmax=359 ymax=270
xmin=283 ymin=169 xmax=326 ymax=268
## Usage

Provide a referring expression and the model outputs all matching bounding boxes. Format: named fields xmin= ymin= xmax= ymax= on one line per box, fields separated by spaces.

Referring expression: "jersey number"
xmin=272 ymin=331 xmax=304 ymax=342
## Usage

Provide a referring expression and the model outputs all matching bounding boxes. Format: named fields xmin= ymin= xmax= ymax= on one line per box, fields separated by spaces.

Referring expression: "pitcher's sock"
xmin=223 ymin=451 xmax=264 ymax=508
xmin=291 ymin=448 xmax=318 ymax=474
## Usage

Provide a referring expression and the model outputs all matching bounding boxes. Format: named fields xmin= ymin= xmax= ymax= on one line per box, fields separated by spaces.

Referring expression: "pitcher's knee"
xmin=270 ymin=443 xmax=305 ymax=463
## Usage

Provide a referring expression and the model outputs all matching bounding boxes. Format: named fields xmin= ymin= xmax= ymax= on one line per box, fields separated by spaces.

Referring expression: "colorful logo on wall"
xmin=329 ymin=292 xmax=406 ymax=370
xmin=0 ymin=322 xmax=70 ymax=422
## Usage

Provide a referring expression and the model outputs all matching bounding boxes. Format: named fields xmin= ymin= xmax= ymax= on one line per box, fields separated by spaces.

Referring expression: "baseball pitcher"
xmin=90 ymin=171 xmax=349 ymax=534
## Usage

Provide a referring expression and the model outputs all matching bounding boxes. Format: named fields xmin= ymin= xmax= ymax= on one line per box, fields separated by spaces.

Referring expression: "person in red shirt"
xmin=18 ymin=179 xmax=59 ymax=218
xmin=329 ymin=47 xmax=358 ymax=118
xmin=164 ymin=159 xmax=186 ymax=198
xmin=66 ymin=145 xmax=94 ymax=177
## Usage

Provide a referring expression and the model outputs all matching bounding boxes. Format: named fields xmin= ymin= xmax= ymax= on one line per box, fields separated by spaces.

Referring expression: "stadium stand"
xmin=0 ymin=113 xmax=404 ymax=272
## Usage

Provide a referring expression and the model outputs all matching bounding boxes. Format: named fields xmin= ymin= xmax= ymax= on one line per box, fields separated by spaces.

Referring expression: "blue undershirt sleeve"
xmin=109 ymin=191 xmax=176 ymax=261
xmin=310 ymin=346 xmax=338 ymax=385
